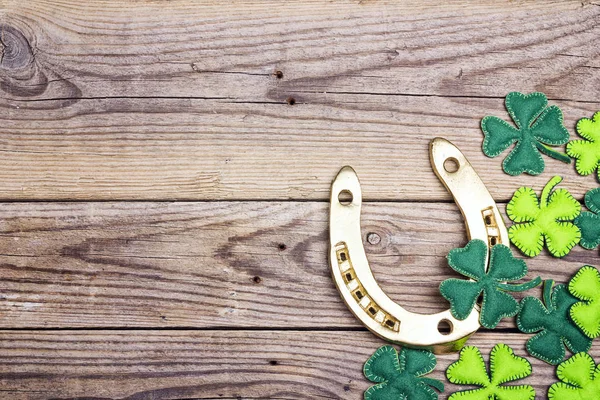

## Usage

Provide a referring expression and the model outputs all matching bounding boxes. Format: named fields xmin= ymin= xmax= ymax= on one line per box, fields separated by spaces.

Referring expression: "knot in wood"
xmin=0 ymin=25 xmax=34 ymax=70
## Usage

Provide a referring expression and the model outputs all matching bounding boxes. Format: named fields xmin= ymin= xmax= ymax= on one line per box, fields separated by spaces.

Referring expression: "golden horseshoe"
xmin=329 ymin=138 xmax=508 ymax=353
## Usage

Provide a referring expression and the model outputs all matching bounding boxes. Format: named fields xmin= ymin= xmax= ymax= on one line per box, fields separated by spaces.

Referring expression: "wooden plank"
xmin=1 ymin=96 xmax=599 ymax=201
xmin=1 ymin=1 xmax=598 ymax=102
xmin=0 ymin=201 xmax=592 ymax=328
xmin=0 ymin=0 xmax=598 ymax=201
xmin=0 ymin=329 xmax=596 ymax=399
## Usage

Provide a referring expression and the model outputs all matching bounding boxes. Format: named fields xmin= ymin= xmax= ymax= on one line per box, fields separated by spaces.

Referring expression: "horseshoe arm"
xmin=329 ymin=138 xmax=508 ymax=353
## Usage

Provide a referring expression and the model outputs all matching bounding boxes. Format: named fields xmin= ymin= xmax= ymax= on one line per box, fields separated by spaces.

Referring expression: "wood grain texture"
xmin=0 ymin=201 xmax=593 ymax=329
xmin=1 ymin=1 xmax=600 ymax=398
xmin=0 ymin=1 xmax=599 ymax=200
xmin=1 ymin=330 xmax=598 ymax=400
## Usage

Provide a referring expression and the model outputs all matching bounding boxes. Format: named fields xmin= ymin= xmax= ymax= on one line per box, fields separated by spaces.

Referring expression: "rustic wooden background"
xmin=1 ymin=0 xmax=599 ymax=398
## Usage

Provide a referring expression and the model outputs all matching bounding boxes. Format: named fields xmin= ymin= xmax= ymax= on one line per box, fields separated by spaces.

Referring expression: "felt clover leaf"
xmin=516 ymin=280 xmax=592 ymax=365
xmin=482 ymin=91 xmax=571 ymax=176
xmin=446 ymin=343 xmax=535 ymax=400
xmin=568 ymin=266 xmax=600 ymax=339
xmin=363 ymin=345 xmax=444 ymax=400
xmin=567 ymin=111 xmax=600 ymax=178
xmin=439 ymin=239 xmax=541 ymax=329
xmin=548 ymin=352 xmax=600 ymax=399
xmin=507 ymin=176 xmax=581 ymax=258
xmin=574 ymin=188 xmax=600 ymax=250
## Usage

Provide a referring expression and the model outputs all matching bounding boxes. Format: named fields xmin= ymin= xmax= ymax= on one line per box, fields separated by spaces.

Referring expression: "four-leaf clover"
xmin=440 ymin=239 xmax=541 ymax=329
xmin=574 ymin=188 xmax=600 ymax=250
xmin=446 ymin=344 xmax=535 ymax=400
xmin=482 ymin=92 xmax=571 ymax=176
xmin=548 ymin=352 xmax=600 ymax=399
xmin=363 ymin=345 xmax=444 ymax=400
xmin=516 ymin=280 xmax=591 ymax=365
xmin=507 ymin=176 xmax=581 ymax=257
xmin=566 ymin=111 xmax=600 ymax=178
xmin=568 ymin=266 xmax=600 ymax=339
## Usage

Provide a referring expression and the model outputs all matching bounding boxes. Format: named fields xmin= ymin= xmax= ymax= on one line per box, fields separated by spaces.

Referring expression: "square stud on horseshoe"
xmin=329 ymin=138 xmax=508 ymax=354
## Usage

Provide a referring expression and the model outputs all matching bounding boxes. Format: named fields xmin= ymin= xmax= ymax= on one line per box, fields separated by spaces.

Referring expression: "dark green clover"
xmin=482 ymin=92 xmax=571 ymax=176
xmin=440 ymin=239 xmax=541 ymax=329
xmin=574 ymin=188 xmax=600 ymax=250
xmin=363 ymin=345 xmax=444 ymax=400
xmin=517 ymin=280 xmax=592 ymax=365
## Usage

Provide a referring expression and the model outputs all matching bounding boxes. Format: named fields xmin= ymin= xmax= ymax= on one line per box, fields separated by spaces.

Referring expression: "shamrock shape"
xmin=516 ymin=280 xmax=591 ymax=365
xmin=482 ymin=91 xmax=571 ymax=176
xmin=548 ymin=352 xmax=600 ymax=399
xmin=574 ymin=188 xmax=600 ymax=250
xmin=439 ymin=239 xmax=541 ymax=329
xmin=507 ymin=175 xmax=581 ymax=258
xmin=566 ymin=111 xmax=600 ymax=178
xmin=568 ymin=265 xmax=600 ymax=339
xmin=446 ymin=343 xmax=535 ymax=400
xmin=363 ymin=345 xmax=444 ymax=400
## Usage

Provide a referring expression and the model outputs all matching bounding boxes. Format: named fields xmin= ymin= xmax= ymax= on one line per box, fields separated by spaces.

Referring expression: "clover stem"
xmin=543 ymin=280 xmax=555 ymax=311
xmin=498 ymin=276 xmax=543 ymax=292
xmin=536 ymin=142 xmax=572 ymax=164
xmin=540 ymin=176 xmax=563 ymax=208
xmin=421 ymin=377 xmax=445 ymax=393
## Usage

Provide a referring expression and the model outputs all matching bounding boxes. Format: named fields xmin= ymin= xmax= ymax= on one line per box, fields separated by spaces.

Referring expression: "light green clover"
xmin=507 ymin=175 xmax=581 ymax=257
xmin=548 ymin=352 xmax=600 ymax=399
xmin=567 ymin=111 xmax=600 ymax=178
xmin=446 ymin=343 xmax=535 ymax=400
xmin=568 ymin=266 xmax=600 ymax=339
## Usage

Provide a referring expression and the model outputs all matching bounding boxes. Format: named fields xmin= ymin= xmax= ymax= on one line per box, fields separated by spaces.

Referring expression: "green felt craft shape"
xmin=516 ymin=280 xmax=591 ymax=365
xmin=439 ymin=239 xmax=541 ymax=329
xmin=566 ymin=111 xmax=600 ymax=178
xmin=481 ymin=91 xmax=571 ymax=176
xmin=548 ymin=352 xmax=600 ymax=399
xmin=574 ymin=188 xmax=600 ymax=250
xmin=363 ymin=345 xmax=444 ymax=400
xmin=568 ymin=266 xmax=600 ymax=339
xmin=507 ymin=176 xmax=581 ymax=258
xmin=446 ymin=343 xmax=535 ymax=400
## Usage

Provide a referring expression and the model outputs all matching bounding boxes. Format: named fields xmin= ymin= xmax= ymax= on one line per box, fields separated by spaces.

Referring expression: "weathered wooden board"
xmin=0 ymin=330 xmax=597 ymax=400
xmin=2 ymin=1 xmax=598 ymax=102
xmin=0 ymin=96 xmax=599 ymax=201
xmin=0 ymin=1 xmax=599 ymax=201
xmin=1 ymin=1 xmax=599 ymax=398
xmin=0 ymin=201 xmax=593 ymax=329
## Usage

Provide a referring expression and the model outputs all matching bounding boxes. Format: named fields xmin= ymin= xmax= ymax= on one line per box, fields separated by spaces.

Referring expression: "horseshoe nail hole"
xmin=484 ymin=215 xmax=492 ymax=226
xmin=437 ymin=319 xmax=453 ymax=335
xmin=339 ymin=252 xmax=347 ymax=261
xmin=338 ymin=190 xmax=353 ymax=205
xmin=443 ymin=157 xmax=460 ymax=173
xmin=490 ymin=236 xmax=497 ymax=246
